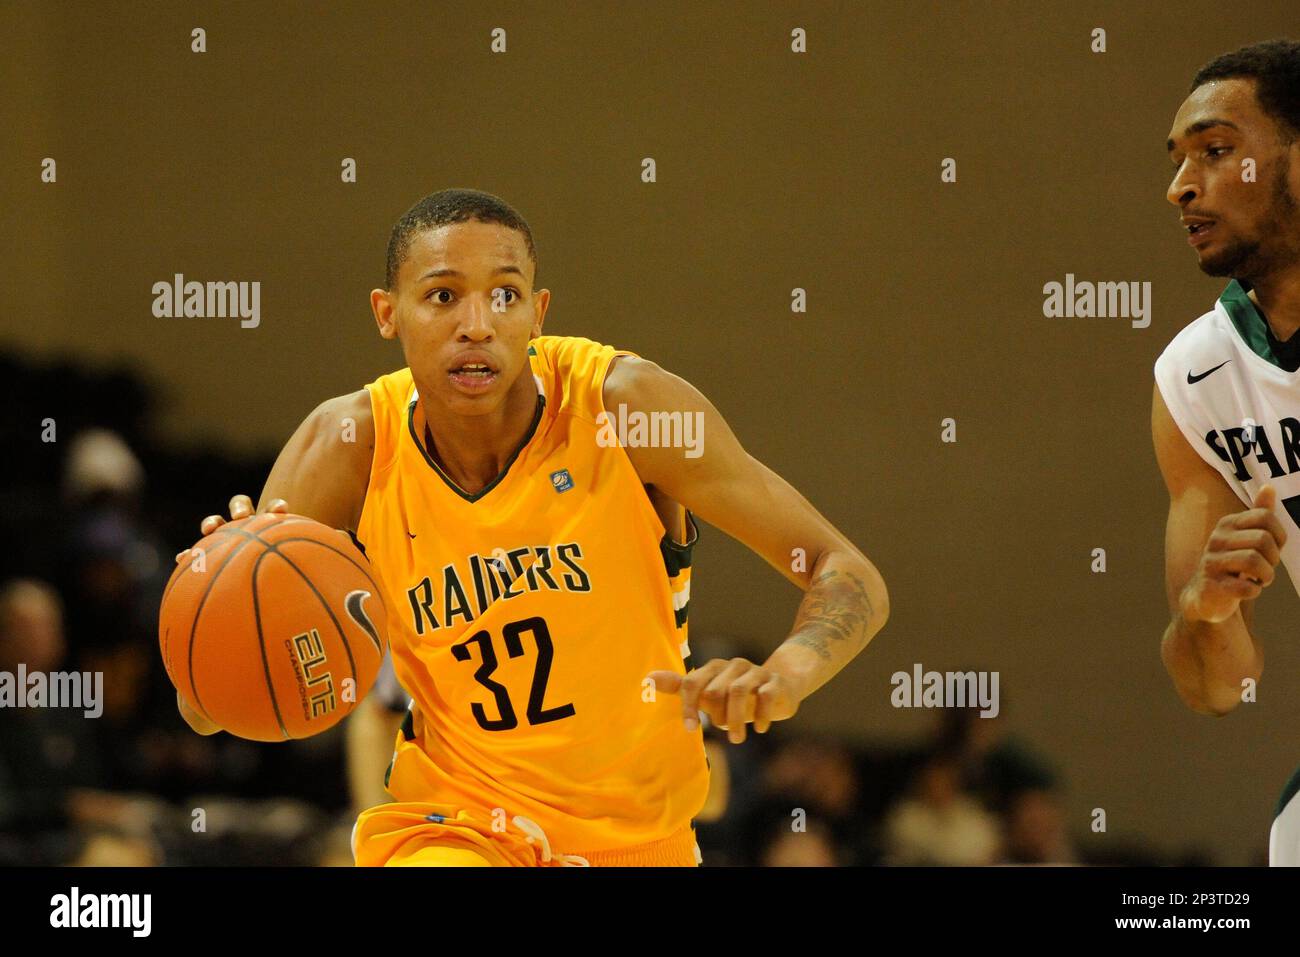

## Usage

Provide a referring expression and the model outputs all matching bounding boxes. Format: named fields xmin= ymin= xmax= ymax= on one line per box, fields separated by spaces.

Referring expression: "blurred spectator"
xmin=881 ymin=745 xmax=1002 ymax=865
xmin=63 ymin=429 xmax=146 ymax=504
xmin=71 ymin=828 xmax=162 ymax=867
xmin=758 ymin=813 xmax=841 ymax=867
xmin=0 ymin=578 xmax=66 ymax=672
xmin=934 ymin=699 xmax=1060 ymax=813
xmin=733 ymin=736 xmax=876 ymax=865
xmin=56 ymin=432 xmax=189 ymax=794
xmin=1001 ymin=786 xmax=1076 ymax=865
xmin=0 ymin=579 xmax=103 ymax=863
xmin=931 ymin=699 xmax=1084 ymax=865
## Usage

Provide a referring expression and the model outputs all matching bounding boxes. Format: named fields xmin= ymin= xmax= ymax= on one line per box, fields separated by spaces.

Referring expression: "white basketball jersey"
xmin=1271 ymin=766 xmax=1300 ymax=866
xmin=1154 ymin=279 xmax=1300 ymax=595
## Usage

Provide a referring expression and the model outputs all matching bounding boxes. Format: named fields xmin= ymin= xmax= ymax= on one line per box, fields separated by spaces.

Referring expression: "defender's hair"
xmin=1192 ymin=39 xmax=1300 ymax=142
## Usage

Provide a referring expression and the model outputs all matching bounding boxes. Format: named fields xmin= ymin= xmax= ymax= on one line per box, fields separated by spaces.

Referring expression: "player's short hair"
xmin=385 ymin=188 xmax=538 ymax=290
xmin=1192 ymin=38 xmax=1300 ymax=142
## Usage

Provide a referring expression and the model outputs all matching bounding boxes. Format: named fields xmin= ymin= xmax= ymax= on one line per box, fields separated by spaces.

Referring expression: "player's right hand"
xmin=177 ymin=690 xmax=221 ymax=735
xmin=171 ymin=494 xmax=288 ymax=735
xmin=1180 ymin=484 xmax=1288 ymax=624
xmin=172 ymin=494 xmax=289 ymax=565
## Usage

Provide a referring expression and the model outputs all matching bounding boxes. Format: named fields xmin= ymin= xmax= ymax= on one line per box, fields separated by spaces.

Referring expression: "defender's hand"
xmin=648 ymin=658 xmax=801 ymax=744
xmin=1181 ymin=484 xmax=1288 ymax=624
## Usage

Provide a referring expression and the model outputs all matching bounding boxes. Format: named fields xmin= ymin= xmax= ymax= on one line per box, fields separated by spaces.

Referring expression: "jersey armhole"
xmin=1153 ymin=372 xmax=1252 ymax=510
xmin=357 ymin=381 xmax=399 ymax=546
xmin=599 ymin=349 xmax=696 ymax=547
xmin=596 ymin=348 xmax=640 ymax=417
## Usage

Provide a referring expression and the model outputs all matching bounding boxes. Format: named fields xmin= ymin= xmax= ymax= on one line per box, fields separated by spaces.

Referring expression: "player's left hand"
xmin=647 ymin=658 xmax=801 ymax=744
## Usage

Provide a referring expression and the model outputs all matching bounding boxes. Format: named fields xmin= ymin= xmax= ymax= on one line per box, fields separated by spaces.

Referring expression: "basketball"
xmin=159 ymin=512 xmax=388 ymax=742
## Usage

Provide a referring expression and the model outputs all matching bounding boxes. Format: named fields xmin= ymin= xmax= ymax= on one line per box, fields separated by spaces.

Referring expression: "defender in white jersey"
xmin=1151 ymin=39 xmax=1300 ymax=865
xmin=1155 ymin=280 xmax=1300 ymax=592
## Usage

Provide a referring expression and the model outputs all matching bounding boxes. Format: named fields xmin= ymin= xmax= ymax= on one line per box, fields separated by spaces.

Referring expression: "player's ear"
xmin=371 ymin=288 xmax=399 ymax=340
xmin=530 ymin=287 xmax=550 ymax=339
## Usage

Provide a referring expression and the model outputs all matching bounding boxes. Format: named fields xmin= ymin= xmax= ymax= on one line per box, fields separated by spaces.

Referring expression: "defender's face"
xmin=1165 ymin=78 xmax=1300 ymax=279
xmin=383 ymin=221 xmax=548 ymax=414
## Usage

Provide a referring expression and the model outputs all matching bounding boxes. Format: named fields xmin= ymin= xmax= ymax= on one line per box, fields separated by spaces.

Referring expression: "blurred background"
xmin=3 ymin=1 xmax=1298 ymax=865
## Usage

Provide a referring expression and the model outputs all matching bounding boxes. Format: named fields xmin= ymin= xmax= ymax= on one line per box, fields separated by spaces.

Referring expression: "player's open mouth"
xmin=1184 ymin=219 xmax=1216 ymax=246
xmin=449 ymin=362 xmax=499 ymax=391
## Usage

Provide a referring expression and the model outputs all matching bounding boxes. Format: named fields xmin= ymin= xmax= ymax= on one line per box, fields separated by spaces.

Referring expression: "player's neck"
xmin=1247 ymin=262 xmax=1300 ymax=342
xmin=417 ymin=374 xmax=541 ymax=493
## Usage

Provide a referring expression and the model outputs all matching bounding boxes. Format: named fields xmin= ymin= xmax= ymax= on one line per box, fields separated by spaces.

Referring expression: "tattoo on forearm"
xmin=788 ymin=569 xmax=875 ymax=660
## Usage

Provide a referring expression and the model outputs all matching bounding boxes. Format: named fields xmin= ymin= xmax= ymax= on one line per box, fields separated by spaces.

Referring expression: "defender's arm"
xmin=1152 ymin=383 xmax=1282 ymax=715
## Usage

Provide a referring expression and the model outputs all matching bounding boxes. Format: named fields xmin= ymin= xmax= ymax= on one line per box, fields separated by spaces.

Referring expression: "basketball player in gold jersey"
xmin=175 ymin=189 xmax=889 ymax=866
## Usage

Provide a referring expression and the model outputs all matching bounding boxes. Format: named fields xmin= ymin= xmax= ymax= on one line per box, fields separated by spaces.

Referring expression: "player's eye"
xmin=427 ymin=288 xmax=454 ymax=304
xmin=497 ymin=288 xmax=518 ymax=303
xmin=1206 ymin=146 xmax=1230 ymax=159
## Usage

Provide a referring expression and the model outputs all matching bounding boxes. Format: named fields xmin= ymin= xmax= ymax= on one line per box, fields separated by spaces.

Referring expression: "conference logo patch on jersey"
xmin=550 ymin=468 xmax=574 ymax=493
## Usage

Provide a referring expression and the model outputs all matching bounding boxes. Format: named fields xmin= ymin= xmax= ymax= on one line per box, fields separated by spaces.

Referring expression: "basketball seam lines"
xmin=223 ymin=522 xmax=366 ymax=733
xmin=185 ymin=525 xmax=268 ymax=725
xmin=258 ymin=549 xmax=359 ymax=735
xmin=250 ymin=547 xmax=292 ymax=741
xmin=182 ymin=517 xmax=378 ymax=739
xmin=254 ymin=533 xmax=384 ymax=610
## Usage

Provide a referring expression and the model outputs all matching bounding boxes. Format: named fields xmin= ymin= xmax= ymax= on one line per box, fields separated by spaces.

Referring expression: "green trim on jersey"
xmin=1220 ymin=279 xmax=1280 ymax=367
xmin=659 ymin=510 xmax=699 ymax=578
xmin=660 ymin=510 xmax=699 ymax=628
xmin=385 ymin=710 xmax=416 ymax=789
xmin=1277 ymin=764 xmax=1300 ymax=821
xmin=407 ymin=392 xmax=546 ymax=503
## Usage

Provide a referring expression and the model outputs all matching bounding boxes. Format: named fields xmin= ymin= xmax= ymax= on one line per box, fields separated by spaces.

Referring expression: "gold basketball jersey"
xmin=355 ymin=335 xmax=709 ymax=853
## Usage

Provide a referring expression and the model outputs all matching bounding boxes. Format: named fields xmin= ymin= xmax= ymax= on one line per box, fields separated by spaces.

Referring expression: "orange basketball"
xmin=159 ymin=512 xmax=388 ymax=742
